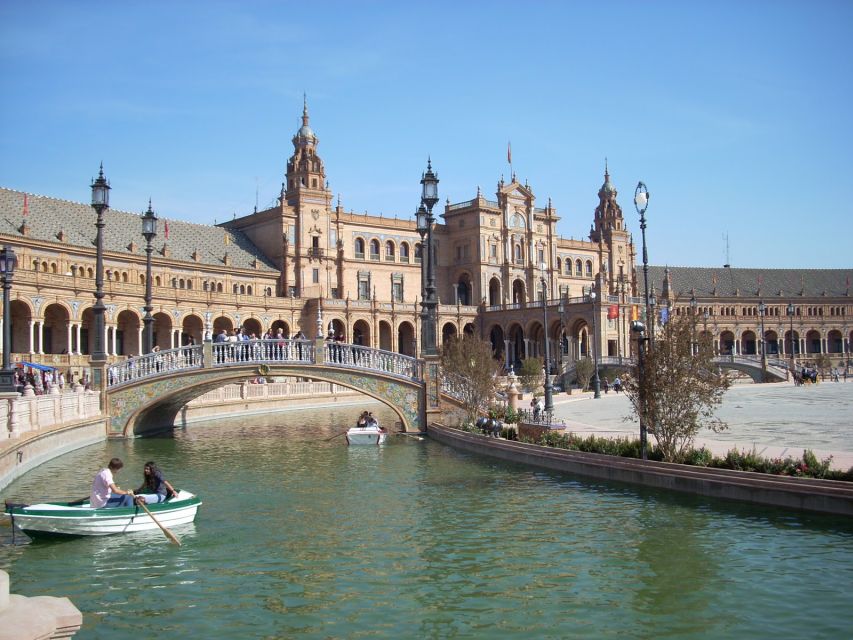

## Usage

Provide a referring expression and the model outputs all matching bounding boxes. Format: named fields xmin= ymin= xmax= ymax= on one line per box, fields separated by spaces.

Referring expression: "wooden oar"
xmin=136 ymin=500 xmax=181 ymax=546
xmin=324 ymin=430 xmax=348 ymax=441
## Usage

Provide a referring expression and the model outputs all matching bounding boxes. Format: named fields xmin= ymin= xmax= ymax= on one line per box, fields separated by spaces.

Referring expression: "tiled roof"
xmin=643 ymin=265 xmax=853 ymax=299
xmin=0 ymin=188 xmax=278 ymax=271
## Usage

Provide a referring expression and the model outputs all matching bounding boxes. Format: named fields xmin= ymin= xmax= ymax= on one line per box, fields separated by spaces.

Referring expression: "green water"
xmin=1 ymin=404 xmax=852 ymax=639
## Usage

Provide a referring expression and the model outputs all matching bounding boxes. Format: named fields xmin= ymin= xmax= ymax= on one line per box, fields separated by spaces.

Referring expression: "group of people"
xmin=90 ymin=458 xmax=177 ymax=509
xmin=13 ymin=367 xmax=71 ymax=394
xmin=602 ymin=376 xmax=622 ymax=394
xmin=355 ymin=411 xmax=383 ymax=431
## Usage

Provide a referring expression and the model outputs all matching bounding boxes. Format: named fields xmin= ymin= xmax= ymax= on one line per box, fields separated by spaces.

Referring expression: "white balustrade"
xmin=107 ymin=345 xmax=203 ymax=389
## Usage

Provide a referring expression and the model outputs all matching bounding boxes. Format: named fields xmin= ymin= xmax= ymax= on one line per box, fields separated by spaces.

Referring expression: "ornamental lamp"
xmin=91 ymin=164 xmax=110 ymax=207
xmin=142 ymin=200 xmax=158 ymax=242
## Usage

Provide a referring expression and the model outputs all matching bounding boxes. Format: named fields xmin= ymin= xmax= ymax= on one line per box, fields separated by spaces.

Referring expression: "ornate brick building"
xmin=0 ymin=102 xmax=850 ymax=380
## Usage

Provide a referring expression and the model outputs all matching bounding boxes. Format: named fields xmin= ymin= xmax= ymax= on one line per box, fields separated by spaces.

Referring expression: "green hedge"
xmin=516 ymin=432 xmax=853 ymax=481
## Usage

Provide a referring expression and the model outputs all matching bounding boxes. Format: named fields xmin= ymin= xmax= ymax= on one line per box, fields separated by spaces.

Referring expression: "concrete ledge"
xmin=427 ymin=423 xmax=853 ymax=516
xmin=0 ymin=418 xmax=106 ymax=493
xmin=0 ymin=571 xmax=82 ymax=639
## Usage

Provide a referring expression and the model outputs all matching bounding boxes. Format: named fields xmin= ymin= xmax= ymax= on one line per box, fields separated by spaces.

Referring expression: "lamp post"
xmin=690 ymin=294 xmax=698 ymax=355
xmin=0 ymin=246 xmax=18 ymax=392
xmin=141 ymin=200 xmax=158 ymax=354
xmin=589 ymin=288 xmax=601 ymax=398
xmin=703 ymin=310 xmax=710 ymax=351
xmin=90 ymin=165 xmax=110 ymax=363
xmin=540 ymin=263 xmax=554 ymax=414
xmin=648 ymin=289 xmax=657 ymax=341
xmin=758 ymin=301 xmax=767 ymax=382
xmin=787 ymin=303 xmax=796 ymax=372
xmin=417 ymin=160 xmax=439 ymax=357
xmin=634 ymin=182 xmax=652 ymax=346
xmin=632 ymin=320 xmax=648 ymax=459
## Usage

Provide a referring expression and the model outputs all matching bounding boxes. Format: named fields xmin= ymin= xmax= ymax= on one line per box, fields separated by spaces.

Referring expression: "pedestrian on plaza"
xmin=90 ymin=458 xmax=135 ymax=508
xmin=603 ymin=377 xmax=610 ymax=394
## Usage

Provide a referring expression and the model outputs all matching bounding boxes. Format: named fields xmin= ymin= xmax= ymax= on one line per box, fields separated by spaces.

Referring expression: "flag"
xmin=22 ymin=194 xmax=28 ymax=217
xmin=660 ymin=307 xmax=669 ymax=325
xmin=630 ymin=305 xmax=638 ymax=321
xmin=164 ymin=220 xmax=170 ymax=240
xmin=608 ymin=304 xmax=619 ymax=320
xmin=507 ymin=141 xmax=512 ymax=165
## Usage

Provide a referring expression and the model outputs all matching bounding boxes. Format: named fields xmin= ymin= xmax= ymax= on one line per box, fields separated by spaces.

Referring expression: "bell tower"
xmin=284 ymin=95 xmax=327 ymax=206
xmin=590 ymin=160 xmax=625 ymax=244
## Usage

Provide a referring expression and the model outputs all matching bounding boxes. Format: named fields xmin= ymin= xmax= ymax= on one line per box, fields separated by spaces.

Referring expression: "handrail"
xmin=324 ymin=342 xmax=422 ymax=381
xmin=107 ymin=345 xmax=203 ymax=388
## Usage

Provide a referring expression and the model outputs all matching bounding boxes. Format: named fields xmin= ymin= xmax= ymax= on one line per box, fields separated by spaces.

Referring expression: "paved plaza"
xmin=550 ymin=379 xmax=853 ymax=470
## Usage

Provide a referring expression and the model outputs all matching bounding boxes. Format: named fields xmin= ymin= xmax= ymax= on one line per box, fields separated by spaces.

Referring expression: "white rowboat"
xmin=345 ymin=426 xmax=387 ymax=446
xmin=5 ymin=490 xmax=202 ymax=539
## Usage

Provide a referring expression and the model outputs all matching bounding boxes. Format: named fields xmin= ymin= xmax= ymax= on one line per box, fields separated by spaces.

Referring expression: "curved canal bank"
xmin=427 ymin=424 xmax=853 ymax=516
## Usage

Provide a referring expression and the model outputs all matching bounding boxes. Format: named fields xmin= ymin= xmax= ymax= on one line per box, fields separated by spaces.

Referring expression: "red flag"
xmin=608 ymin=304 xmax=619 ymax=320
xmin=22 ymin=194 xmax=28 ymax=217
xmin=507 ymin=141 xmax=512 ymax=165
xmin=164 ymin=220 xmax=170 ymax=240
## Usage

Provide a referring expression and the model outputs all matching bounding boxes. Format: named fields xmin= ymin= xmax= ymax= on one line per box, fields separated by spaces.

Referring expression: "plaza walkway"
xmin=550 ymin=379 xmax=853 ymax=471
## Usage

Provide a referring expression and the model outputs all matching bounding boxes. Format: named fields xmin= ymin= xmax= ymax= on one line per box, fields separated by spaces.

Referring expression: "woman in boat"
xmin=356 ymin=411 xmax=369 ymax=428
xmin=134 ymin=461 xmax=179 ymax=505
xmin=90 ymin=458 xmax=136 ymax=508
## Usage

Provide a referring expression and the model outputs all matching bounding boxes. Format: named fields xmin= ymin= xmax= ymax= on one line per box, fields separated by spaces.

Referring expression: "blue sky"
xmin=1 ymin=1 xmax=851 ymax=269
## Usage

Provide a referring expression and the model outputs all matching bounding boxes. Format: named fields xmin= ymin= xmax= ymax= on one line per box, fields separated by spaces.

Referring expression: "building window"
xmin=354 ymin=237 xmax=365 ymax=259
xmin=385 ymin=240 xmax=395 ymax=261
xmin=312 ymin=268 xmax=319 ymax=284
xmin=575 ymin=259 xmax=583 ymax=276
xmin=370 ymin=239 xmax=380 ymax=260
xmin=331 ymin=287 xmax=339 ymax=299
xmin=585 ymin=261 xmax=593 ymax=277
xmin=490 ymin=244 xmax=497 ymax=259
xmin=415 ymin=243 xmax=423 ymax=264
xmin=400 ymin=242 xmax=410 ymax=263
xmin=393 ymin=282 xmax=403 ymax=302
xmin=538 ymin=249 xmax=544 ymax=266
xmin=358 ymin=275 xmax=370 ymax=300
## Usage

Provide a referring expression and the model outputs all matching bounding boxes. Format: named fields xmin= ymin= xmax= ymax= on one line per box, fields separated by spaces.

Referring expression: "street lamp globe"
xmin=91 ymin=165 xmax=110 ymax=208
xmin=420 ymin=160 xmax=439 ymax=211
xmin=415 ymin=203 xmax=428 ymax=238
xmin=142 ymin=200 xmax=158 ymax=242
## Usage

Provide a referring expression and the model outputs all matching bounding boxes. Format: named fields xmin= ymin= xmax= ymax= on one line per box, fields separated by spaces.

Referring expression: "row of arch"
xmin=353 ymin=238 xmax=422 ymax=263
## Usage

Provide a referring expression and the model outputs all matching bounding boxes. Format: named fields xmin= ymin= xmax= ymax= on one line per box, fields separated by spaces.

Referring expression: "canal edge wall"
xmin=0 ymin=418 xmax=106 ymax=493
xmin=427 ymin=423 xmax=853 ymax=517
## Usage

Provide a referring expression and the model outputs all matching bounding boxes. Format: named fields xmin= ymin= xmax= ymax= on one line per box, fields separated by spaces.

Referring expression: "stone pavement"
xmin=547 ymin=380 xmax=853 ymax=471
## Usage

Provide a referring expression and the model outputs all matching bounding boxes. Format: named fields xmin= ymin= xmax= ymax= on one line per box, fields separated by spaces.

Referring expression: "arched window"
xmin=585 ymin=260 xmax=593 ymax=277
xmin=240 ymin=285 xmax=246 ymax=295
xmin=50 ymin=263 xmax=58 ymax=274
xmin=155 ymin=275 xmax=161 ymax=287
xmin=400 ymin=242 xmax=410 ymax=262
xmin=370 ymin=239 xmax=380 ymax=260
xmin=514 ymin=244 xmax=522 ymax=263
xmin=565 ymin=260 xmax=571 ymax=275
xmin=122 ymin=272 xmax=128 ymax=283
xmin=179 ymin=278 xmax=185 ymax=289
xmin=87 ymin=268 xmax=94 ymax=278
xmin=203 ymin=281 xmax=209 ymax=292
xmin=415 ymin=243 xmax=423 ymax=263
xmin=187 ymin=280 xmax=192 ymax=290
xmin=557 ymin=258 xmax=562 ymax=273
xmin=354 ymin=238 xmax=365 ymax=259
xmin=172 ymin=278 xmax=178 ymax=288
xmin=385 ymin=240 xmax=395 ymax=261
xmin=139 ymin=274 xmax=145 ymax=285
xmin=217 ymin=282 xmax=223 ymax=293
xmin=247 ymin=285 xmax=253 ymax=295
xmin=233 ymin=284 xmax=239 ymax=294
xmin=575 ymin=259 xmax=583 ymax=276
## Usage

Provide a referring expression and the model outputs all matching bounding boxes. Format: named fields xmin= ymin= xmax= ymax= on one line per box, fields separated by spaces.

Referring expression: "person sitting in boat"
xmin=90 ymin=458 xmax=136 ymax=508
xmin=356 ymin=411 xmax=369 ymax=428
xmin=365 ymin=412 xmax=378 ymax=429
xmin=134 ymin=461 xmax=179 ymax=505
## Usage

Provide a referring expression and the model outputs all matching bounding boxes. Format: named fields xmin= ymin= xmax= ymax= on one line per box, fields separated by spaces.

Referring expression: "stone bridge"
xmin=105 ymin=339 xmax=427 ymax=436
xmin=560 ymin=354 xmax=788 ymax=384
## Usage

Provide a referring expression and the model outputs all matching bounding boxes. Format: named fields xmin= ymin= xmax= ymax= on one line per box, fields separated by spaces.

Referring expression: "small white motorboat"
xmin=5 ymin=490 xmax=202 ymax=540
xmin=346 ymin=425 xmax=388 ymax=446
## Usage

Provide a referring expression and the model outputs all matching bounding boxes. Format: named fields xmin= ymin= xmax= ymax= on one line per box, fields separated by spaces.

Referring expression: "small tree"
xmin=575 ymin=357 xmax=594 ymax=391
xmin=441 ymin=335 xmax=501 ymax=424
xmin=517 ymin=357 xmax=544 ymax=392
xmin=814 ymin=354 xmax=832 ymax=380
xmin=623 ymin=312 xmax=731 ymax=462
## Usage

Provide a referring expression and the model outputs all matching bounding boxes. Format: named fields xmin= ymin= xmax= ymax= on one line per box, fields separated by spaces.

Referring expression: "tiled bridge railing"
xmin=106 ymin=339 xmax=423 ymax=390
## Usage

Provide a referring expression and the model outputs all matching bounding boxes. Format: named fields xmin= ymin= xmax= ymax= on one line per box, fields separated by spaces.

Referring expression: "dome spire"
xmin=302 ymin=92 xmax=310 ymax=127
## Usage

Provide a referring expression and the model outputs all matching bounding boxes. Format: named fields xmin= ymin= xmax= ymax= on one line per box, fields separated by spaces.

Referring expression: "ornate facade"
xmin=0 ymin=102 xmax=850 ymax=381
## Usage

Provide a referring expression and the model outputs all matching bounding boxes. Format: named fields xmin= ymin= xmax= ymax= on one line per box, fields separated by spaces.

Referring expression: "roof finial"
xmin=605 ymin=157 xmax=609 ymax=178
xmin=302 ymin=93 xmax=309 ymax=127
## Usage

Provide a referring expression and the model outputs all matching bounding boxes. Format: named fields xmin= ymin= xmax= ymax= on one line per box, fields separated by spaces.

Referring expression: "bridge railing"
xmin=212 ymin=339 xmax=315 ymax=367
xmin=107 ymin=345 xmax=203 ymax=388
xmin=324 ymin=342 xmax=422 ymax=381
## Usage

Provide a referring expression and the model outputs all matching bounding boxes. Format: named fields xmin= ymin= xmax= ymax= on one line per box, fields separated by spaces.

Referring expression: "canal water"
xmin=1 ymin=404 xmax=852 ymax=639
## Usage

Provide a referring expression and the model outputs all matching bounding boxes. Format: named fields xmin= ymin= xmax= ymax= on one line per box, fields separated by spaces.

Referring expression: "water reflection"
xmin=1 ymin=403 xmax=853 ymax=638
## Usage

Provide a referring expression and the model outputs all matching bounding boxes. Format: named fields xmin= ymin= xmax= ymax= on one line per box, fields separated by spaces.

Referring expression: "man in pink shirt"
xmin=90 ymin=458 xmax=135 ymax=508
